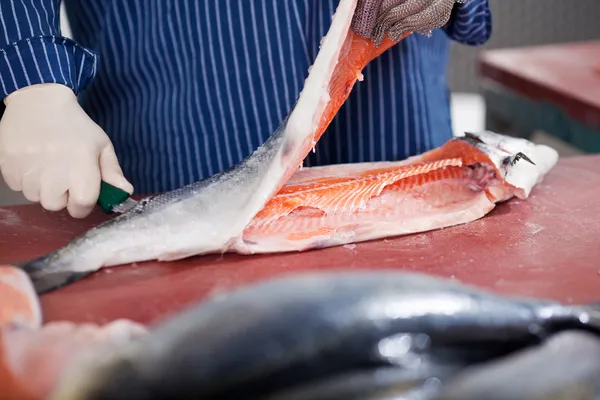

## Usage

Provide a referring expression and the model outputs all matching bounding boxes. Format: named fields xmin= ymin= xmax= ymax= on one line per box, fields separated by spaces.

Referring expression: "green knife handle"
xmin=97 ymin=181 xmax=131 ymax=214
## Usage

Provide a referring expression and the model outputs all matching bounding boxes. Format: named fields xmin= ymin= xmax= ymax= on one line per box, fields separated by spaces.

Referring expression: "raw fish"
xmin=0 ymin=266 xmax=146 ymax=400
xmin=237 ymin=131 xmax=558 ymax=253
xmin=47 ymin=271 xmax=600 ymax=400
xmin=10 ymin=0 xmax=411 ymax=294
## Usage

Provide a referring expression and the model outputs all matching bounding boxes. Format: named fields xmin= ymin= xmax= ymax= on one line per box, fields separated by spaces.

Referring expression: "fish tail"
xmin=15 ymin=253 xmax=93 ymax=295
xmin=0 ymin=265 xmax=42 ymax=329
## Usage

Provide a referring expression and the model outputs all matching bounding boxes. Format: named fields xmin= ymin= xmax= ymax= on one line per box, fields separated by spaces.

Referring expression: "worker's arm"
xmin=443 ymin=0 xmax=492 ymax=46
xmin=0 ymin=0 xmax=97 ymax=98
xmin=0 ymin=1 xmax=132 ymax=218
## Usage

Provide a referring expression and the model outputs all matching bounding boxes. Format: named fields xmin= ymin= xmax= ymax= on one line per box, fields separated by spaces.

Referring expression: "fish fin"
xmin=0 ymin=266 xmax=42 ymax=330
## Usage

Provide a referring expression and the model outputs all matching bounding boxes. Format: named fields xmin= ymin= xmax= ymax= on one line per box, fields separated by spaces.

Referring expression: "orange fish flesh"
xmin=236 ymin=132 xmax=559 ymax=254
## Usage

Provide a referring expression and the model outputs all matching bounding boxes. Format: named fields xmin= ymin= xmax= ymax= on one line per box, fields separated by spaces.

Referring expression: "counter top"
xmin=1 ymin=155 xmax=600 ymax=326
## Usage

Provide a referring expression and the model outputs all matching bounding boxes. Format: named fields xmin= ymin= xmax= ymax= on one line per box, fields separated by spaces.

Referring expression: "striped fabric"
xmin=0 ymin=0 xmax=491 ymax=194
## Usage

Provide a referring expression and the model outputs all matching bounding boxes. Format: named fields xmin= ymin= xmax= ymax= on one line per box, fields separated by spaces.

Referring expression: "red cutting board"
xmin=1 ymin=155 xmax=600 ymax=326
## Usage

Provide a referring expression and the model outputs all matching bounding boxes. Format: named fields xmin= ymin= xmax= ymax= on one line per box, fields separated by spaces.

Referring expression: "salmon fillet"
xmin=0 ymin=266 xmax=41 ymax=330
xmin=0 ymin=267 xmax=147 ymax=400
xmin=236 ymin=132 xmax=559 ymax=254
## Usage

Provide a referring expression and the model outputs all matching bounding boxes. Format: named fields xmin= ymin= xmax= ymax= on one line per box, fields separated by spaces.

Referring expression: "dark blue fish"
xmin=49 ymin=271 xmax=600 ymax=399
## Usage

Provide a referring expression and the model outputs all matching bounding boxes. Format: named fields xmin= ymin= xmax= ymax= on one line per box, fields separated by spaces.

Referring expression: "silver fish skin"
xmin=18 ymin=113 xmax=293 ymax=294
xmin=17 ymin=128 xmax=557 ymax=295
xmin=14 ymin=0 xmax=362 ymax=294
xmin=48 ymin=271 xmax=600 ymax=400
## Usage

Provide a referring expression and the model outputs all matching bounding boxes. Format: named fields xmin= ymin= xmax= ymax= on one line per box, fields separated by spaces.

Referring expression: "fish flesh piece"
xmin=237 ymin=131 xmax=559 ymax=253
xmin=0 ymin=266 xmax=41 ymax=330
xmin=47 ymin=271 xmax=600 ymax=400
xmin=0 ymin=320 xmax=147 ymax=400
xmin=11 ymin=0 xmax=412 ymax=294
xmin=0 ymin=266 xmax=147 ymax=400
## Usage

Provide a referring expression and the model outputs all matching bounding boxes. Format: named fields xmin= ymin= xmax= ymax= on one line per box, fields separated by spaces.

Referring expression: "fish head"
xmin=456 ymin=131 xmax=559 ymax=199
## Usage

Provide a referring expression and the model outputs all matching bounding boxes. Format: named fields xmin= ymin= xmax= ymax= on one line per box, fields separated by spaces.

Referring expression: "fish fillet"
xmin=234 ymin=131 xmax=559 ymax=254
xmin=0 ymin=267 xmax=147 ymax=399
xmin=13 ymin=0 xmax=412 ymax=294
xmin=0 ymin=319 xmax=147 ymax=400
xmin=0 ymin=266 xmax=41 ymax=330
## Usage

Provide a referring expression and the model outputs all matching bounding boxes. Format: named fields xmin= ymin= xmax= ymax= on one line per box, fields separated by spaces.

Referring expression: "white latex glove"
xmin=0 ymin=83 xmax=133 ymax=218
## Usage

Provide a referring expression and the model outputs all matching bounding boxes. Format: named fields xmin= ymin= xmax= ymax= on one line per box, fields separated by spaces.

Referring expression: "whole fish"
xmin=8 ymin=0 xmax=412 ymax=295
xmin=238 ymin=131 xmax=558 ymax=253
xmin=47 ymin=271 xmax=600 ymax=400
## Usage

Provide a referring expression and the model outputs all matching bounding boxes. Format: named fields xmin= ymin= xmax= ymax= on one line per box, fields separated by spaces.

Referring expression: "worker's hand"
xmin=0 ymin=83 xmax=133 ymax=218
xmin=353 ymin=0 xmax=462 ymax=44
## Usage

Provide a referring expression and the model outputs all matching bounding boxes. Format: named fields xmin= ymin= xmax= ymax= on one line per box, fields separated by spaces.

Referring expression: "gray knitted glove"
xmin=352 ymin=0 xmax=464 ymax=44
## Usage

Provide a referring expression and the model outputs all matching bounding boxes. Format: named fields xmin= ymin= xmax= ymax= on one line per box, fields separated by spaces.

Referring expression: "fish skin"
xmin=18 ymin=113 xmax=295 ymax=294
xmin=47 ymin=271 xmax=600 ymax=400
xmin=9 ymin=0 xmax=410 ymax=295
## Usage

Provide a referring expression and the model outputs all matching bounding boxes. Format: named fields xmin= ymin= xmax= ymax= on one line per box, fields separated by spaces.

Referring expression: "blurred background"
xmin=1 ymin=0 xmax=599 ymax=206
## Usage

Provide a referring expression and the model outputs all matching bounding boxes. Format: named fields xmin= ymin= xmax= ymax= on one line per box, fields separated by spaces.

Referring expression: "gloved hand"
xmin=0 ymin=83 xmax=133 ymax=218
xmin=352 ymin=0 xmax=463 ymax=44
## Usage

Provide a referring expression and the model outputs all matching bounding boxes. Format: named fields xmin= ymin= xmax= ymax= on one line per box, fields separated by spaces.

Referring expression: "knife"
xmin=97 ymin=181 xmax=138 ymax=214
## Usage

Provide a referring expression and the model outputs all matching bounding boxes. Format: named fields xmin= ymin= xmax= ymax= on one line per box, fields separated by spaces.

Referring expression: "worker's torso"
xmin=64 ymin=0 xmax=453 ymax=194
